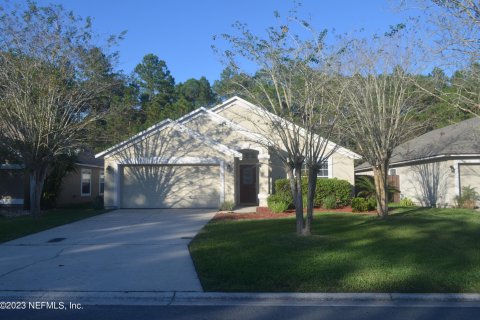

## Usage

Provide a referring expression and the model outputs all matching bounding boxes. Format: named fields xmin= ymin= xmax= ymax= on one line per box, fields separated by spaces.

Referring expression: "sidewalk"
xmin=2 ymin=291 xmax=480 ymax=307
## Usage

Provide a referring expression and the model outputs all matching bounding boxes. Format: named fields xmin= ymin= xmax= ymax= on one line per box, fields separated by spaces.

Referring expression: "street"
xmin=3 ymin=304 xmax=480 ymax=320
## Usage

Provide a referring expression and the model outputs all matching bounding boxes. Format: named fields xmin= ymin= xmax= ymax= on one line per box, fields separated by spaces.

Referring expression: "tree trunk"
xmin=303 ymin=167 xmax=319 ymax=236
xmin=373 ymin=163 xmax=389 ymax=218
xmin=288 ymin=163 xmax=305 ymax=235
xmin=29 ymin=166 xmax=48 ymax=218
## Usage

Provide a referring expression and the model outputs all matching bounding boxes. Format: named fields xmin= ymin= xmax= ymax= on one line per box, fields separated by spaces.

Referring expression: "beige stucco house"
xmin=355 ymin=117 xmax=480 ymax=207
xmin=96 ymin=96 xmax=361 ymax=209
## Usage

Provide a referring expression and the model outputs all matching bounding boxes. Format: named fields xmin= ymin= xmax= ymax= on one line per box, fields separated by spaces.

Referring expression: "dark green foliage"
xmin=273 ymin=178 xmax=352 ymax=208
xmin=273 ymin=179 xmax=294 ymax=205
xmin=351 ymin=197 xmax=375 ymax=212
xmin=355 ymin=175 xmax=399 ymax=202
xmin=92 ymin=195 xmax=104 ymax=210
xmin=41 ymin=154 xmax=77 ymax=209
xmin=351 ymin=197 xmax=369 ymax=212
xmin=314 ymin=178 xmax=352 ymax=207
xmin=267 ymin=194 xmax=291 ymax=213
xmin=322 ymin=195 xmax=337 ymax=209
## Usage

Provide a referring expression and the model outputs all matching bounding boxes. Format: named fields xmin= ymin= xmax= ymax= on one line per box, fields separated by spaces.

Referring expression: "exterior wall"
xmin=356 ymin=160 xmax=457 ymax=207
xmin=396 ymin=160 xmax=456 ymax=207
xmin=218 ymin=101 xmax=356 ymax=185
xmin=103 ymin=125 xmax=234 ymax=208
xmin=331 ymin=153 xmax=355 ymax=185
xmin=458 ymin=162 xmax=480 ymax=206
xmin=56 ymin=165 xmax=103 ymax=207
xmin=0 ymin=169 xmax=25 ymax=205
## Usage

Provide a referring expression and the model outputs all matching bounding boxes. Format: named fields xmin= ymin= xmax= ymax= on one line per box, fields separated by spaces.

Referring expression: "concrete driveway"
xmin=0 ymin=209 xmax=216 ymax=292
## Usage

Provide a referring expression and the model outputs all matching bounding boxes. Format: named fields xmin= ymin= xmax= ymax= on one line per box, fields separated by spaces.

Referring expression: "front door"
xmin=240 ymin=165 xmax=257 ymax=204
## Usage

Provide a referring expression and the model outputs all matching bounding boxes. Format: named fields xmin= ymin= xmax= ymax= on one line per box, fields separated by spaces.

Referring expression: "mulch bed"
xmin=214 ymin=206 xmax=378 ymax=221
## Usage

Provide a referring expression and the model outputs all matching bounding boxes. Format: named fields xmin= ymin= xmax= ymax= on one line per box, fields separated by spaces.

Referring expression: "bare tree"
xmin=340 ymin=32 xmax=425 ymax=218
xmin=0 ymin=2 xmax=121 ymax=216
xmin=216 ymin=15 xmax=342 ymax=235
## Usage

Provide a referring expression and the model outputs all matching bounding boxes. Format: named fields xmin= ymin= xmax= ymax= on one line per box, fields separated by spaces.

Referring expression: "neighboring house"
xmin=96 ymin=96 xmax=361 ymax=209
xmin=355 ymin=117 xmax=480 ymax=207
xmin=0 ymin=152 xmax=104 ymax=207
xmin=55 ymin=152 xmax=104 ymax=207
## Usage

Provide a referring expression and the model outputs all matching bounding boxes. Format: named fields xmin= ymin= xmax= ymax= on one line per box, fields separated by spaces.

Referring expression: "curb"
xmin=2 ymin=291 xmax=480 ymax=306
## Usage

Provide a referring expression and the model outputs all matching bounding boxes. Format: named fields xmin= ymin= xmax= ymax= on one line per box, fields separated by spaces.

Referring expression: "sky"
xmin=33 ymin=0 xmax=419 ymax=85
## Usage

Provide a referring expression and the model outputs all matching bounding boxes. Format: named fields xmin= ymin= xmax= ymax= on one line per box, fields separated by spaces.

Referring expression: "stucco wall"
xmin=103 ymin=125 xmax=235 ymax=208
xmin=396 ymin=160 xmax=455 ymax=207
xmin=218 ymin=102 xmax=356 ymax=185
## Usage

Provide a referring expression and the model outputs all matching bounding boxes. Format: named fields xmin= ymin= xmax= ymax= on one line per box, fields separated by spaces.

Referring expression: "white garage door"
xmin=120 ymin=164 xmax=220 ymax=209
xmin=460 ymin=164 xmax=480 ymax=192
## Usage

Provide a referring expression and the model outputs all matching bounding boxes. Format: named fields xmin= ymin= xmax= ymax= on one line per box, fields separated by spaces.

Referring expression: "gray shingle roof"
xmin=355 ymin=117 xmax=480 ymax=171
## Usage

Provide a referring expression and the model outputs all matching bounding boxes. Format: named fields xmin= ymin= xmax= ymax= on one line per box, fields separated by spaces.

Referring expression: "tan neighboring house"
xmin=0 ymin=152 xmax=104 ymax=208
xmin=96 ymin=96 xmax=361 ymax=209
xmin=355 ymin=117 xmax=480 ymax=207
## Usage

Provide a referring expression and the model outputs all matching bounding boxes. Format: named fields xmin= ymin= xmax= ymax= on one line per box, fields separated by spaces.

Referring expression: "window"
xmin=81 ymin=169 xmax=92 ymax=196
xmin=299 ymin=160 xmax=329 ymax=178
xmin=99 ymin=172 xmax=105 ymax=195
xmin=389 ymin=169 xmax=397 ymax=176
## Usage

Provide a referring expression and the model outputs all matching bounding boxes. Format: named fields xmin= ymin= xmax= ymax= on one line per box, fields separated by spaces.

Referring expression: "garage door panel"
xmin=460 ymin=164 xmax=480 ymax=190
xmin=121 ymin=165 xmax=220 ymax=209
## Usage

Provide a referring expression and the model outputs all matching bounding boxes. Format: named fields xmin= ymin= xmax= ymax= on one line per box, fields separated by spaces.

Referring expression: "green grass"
xmin=190 ymin=207 xmax=480 ymax=293
xmin=0 ymin=206 xmax=109 ymax=243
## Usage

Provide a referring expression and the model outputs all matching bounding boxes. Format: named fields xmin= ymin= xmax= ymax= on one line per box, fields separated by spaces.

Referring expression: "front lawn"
xmin=0 ymin=206 xmax=109 ymax=243
xmin=190 ymin=207 xmax=480 ymax=293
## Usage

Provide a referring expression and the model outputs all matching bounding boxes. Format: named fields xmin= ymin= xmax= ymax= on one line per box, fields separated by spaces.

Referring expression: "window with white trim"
xmin=99 ymin=172 xmax=105 ymax=195
xmin=299 ymin=160 xmax=329 ymax=178
xmin=81 ymin=169 xmax=92 ymax=196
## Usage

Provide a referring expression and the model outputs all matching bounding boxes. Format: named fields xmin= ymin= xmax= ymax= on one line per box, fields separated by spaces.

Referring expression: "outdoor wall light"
xmin=106 ymin=165 xmax=114 ymax=173
xmin=450 ymin=165 xmax=455 ymax=173
xmin=226 ymin=164 xmax=233 ymax=173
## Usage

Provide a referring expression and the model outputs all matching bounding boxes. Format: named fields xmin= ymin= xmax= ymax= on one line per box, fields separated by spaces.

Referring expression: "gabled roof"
xmin=211 ymin=96 xmax=362 ymax=160
xmin=176 ymin=106 xmax=273 ymax=147
xmin=355 ymin=117 xmax=480 ymax=171
xmin=96 ymin=96 xmax=360 ymax=161
xmin=95 ymin=119 xmax=242 ymax=159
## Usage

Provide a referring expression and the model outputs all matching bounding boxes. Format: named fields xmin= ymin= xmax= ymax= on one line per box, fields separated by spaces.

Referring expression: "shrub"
xmin=322 ymin=195 xmax=338 ymax=209
xmin=351 ymin=197 xmax=369 ymax=212
xmin=92 ymin=195 xmax=104 ymax=210
xmin=316 ymin=178 xmax=352 ymax=207
xmin=367 ymin=197 xmax=377 ymax=211
xmin=454 ymin=185 xmax=480 ymax=209
xmin=267 ymin=194 xmax=290 ymax=213
xmin=399 ymin=197 xmax=415 ymax=207
xmin=219 ymin=201 xmax=235 ymax=211
xmin=274 ymin=179 xmax=294 ymax=206
xmin=274 ymin=178 xmax=353 ymax=208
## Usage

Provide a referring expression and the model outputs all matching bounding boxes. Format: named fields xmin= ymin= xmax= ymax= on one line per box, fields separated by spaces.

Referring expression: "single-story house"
xmin=96 ymin=96 xmax=361 ymax=209
xmin=0 ymin=152 xmax=104 ymax=208
xmin=355 ymin=117 xmax=480 ymax=207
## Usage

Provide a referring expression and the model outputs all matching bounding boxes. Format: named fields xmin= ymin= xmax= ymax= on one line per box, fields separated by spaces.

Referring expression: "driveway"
xmin=0 ymin=209 xmax=216 ymax=292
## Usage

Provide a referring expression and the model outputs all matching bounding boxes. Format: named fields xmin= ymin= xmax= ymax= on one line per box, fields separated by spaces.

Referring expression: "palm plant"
xmin=355 ymin=176 xmax=399 ymax=199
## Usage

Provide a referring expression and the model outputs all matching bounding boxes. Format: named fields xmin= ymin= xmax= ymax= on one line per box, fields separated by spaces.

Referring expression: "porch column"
xmin=258 ymin=153 xmax=270 ymax=207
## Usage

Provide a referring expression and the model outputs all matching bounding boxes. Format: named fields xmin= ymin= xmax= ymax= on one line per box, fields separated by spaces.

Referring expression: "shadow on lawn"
xmin=191 ymin=209 xmax=480 ymax=293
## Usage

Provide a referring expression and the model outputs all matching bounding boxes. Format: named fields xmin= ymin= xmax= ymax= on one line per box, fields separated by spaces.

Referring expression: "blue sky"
xmin=35 ymin=0 xmax=418 ymax=84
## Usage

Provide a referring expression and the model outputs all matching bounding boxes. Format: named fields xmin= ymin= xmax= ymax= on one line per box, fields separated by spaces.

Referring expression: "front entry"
xmin=240 ymin=165 xmax=257 ymax=204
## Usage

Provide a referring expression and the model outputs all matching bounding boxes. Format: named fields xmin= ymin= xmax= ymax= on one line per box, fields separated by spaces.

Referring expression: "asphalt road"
xmin=3 ymin=305 xmax=480 ymax=320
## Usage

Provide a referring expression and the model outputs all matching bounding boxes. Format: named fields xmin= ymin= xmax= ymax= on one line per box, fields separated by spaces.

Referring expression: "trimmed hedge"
xmin=273 ymin=178 xmax=353 ymax=208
